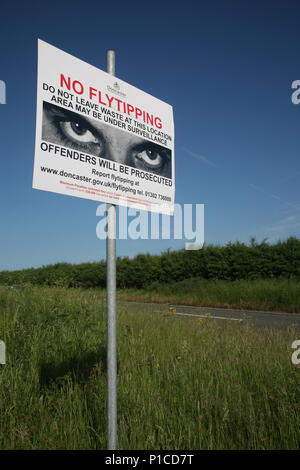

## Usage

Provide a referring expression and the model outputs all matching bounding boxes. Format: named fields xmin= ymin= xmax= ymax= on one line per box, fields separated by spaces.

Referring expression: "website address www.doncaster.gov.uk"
xmin=40 ymin=166 xmax=139 ymax=195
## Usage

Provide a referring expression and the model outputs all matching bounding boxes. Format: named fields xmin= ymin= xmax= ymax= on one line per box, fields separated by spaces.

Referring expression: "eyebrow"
xmin=43 ymin=101 xmax=90 ymax=125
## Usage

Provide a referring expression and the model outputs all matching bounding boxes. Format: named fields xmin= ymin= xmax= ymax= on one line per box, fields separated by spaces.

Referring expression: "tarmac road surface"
xmin=121 ymin=301 xmax=300 ymax=331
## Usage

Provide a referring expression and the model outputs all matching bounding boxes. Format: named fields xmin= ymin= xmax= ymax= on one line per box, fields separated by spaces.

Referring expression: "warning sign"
xmin=33 ymin=40 xmax=175 ymax=214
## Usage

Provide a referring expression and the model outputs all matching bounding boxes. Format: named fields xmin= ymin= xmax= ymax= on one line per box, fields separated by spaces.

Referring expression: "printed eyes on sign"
xmin=60 ymin=121 xmax=100 ymax=144
xmin=56 ymin=115 xmax=169 ymax=173
xmin=134 ymin=146 xmax=169 ymax=172
xmin=42 ymin=101 xmax=172 ymax=178
xmin=56 ymin=117 xmax=104 ymax=154
xmin=43 ymin=103 xmax=104 ymax=155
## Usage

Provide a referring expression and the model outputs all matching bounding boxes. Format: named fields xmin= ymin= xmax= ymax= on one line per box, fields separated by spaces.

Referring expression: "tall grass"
xmin=0 ymin=286 xmax=299 ymax=449
xmin=116 ymin=278 xmax=300 ymax=313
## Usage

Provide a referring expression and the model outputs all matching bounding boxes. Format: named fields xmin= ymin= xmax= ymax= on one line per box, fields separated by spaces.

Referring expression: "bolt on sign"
xmin=33 ymin=40 xmax=175 ymax=215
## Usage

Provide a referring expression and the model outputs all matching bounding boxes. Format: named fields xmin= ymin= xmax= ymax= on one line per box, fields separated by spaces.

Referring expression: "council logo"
xmin=107 ymin=80 xmax=126 ymax=98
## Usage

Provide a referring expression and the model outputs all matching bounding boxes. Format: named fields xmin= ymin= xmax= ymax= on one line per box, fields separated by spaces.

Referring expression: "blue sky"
xmin=0 ymin=0 xmax=300 ymax=270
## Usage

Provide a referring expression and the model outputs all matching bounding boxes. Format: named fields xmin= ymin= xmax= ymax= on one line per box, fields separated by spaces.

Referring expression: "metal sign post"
xmin=106 ymin=50 xmax=117 ymax=450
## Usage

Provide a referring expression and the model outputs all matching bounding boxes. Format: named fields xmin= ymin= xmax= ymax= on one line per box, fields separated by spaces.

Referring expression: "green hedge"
xmin=0 ymin=237 xmax=299 ymax=288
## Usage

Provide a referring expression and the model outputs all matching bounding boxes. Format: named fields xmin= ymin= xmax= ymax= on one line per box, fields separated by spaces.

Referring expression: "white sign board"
xmin=33 ymin=40 xmax=175 ymax=215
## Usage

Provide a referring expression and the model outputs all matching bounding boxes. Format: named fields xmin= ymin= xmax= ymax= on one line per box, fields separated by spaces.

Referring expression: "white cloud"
xmin=249 ymin=183 xmax=300 ymax=211
xmin=183 ymin=147 xmax=217 ymax=167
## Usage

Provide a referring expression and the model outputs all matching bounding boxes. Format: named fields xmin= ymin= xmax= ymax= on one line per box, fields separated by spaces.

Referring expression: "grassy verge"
xmin=114 ymin=278 xmax=300 ymax=313
xmin=0 ymin=285 xmax=299 ymax=449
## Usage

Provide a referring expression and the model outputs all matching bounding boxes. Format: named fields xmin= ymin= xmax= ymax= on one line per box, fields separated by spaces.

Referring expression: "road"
xmin=121 ymin=301 xmax=300 ymax=331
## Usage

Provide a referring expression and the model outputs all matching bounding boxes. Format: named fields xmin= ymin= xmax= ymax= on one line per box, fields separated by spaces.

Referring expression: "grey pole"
xmin=106 ymin=50 xmax=117 ymax=450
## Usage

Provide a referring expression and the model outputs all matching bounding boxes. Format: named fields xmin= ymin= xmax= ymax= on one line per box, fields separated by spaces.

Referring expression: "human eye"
xmin=133 ymin=143 xmax=171 ymax=176
xmin=136 ymin=148 xmax=163 ymax=169
xmin=42 ymin=102 xmax=104 ymax=156
xmin=59 ymin=120 xmax=99 ymax=145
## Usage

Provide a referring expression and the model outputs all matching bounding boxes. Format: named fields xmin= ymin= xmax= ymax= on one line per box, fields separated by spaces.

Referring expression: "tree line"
xmin=0 ymin=237 xmax=299 ymax=289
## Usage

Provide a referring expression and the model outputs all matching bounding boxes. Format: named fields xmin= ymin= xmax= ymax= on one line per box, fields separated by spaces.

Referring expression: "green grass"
xmin=115 ymin=278 xmax=300 ymax=313
xmin=0 ymin=285 xmax=299 ymax=449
